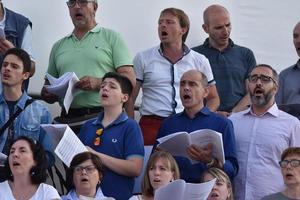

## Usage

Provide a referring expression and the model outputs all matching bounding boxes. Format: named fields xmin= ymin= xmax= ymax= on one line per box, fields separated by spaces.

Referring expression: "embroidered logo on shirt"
xmin=112 ymin=139 xmax=117 ymax=143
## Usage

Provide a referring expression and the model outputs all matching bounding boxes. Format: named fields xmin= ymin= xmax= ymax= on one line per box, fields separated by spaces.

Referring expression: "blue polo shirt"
xmin=193 ymin=39 xmax=256 ymax=112
xmin=79 ymin=111 xmax=144 ymax=200
xmin=155 ymin=107 xmax=238 ymax=182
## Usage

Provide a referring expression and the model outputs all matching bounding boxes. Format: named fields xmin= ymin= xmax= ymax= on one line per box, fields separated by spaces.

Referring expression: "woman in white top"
xmin=129 ymin=150 xmax=180 ymax=200
xmin=0 ymin=136 xmax=60 ymax=200
xmin=61 ymin=151 xmax=114 ymax=200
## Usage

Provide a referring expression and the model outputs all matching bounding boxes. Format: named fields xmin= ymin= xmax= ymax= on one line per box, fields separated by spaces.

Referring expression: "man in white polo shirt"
xmin=132 ymin=7 xmax=219 ymax=145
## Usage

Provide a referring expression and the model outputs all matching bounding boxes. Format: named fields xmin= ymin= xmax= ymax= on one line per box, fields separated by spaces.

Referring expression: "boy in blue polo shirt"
xmin=79 ymin=72 xmax=144 ymax=200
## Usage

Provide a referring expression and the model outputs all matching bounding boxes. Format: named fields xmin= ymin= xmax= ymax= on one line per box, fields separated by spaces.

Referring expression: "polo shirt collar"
xmin=158 ymin=43 xmax=191 ymax=56
xmin=180 ymin=106 xmax=211 ymax=118
xmin=244 ymin=103 xmax=279 ymax=117
xmin=294 ymin=59 xmax=300 ymax=70
xmin=203 ymin=38 xmax=234 ymax=50
xmin=93 ymin=111 xmax=128 ymax=127
xmin=67 ymin=24 xmax=101 ymax=38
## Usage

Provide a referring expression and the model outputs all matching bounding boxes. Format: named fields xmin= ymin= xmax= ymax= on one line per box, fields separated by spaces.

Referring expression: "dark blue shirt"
xmin=79 ymin=111 xmax=144 ymax=200
xmin=193 ymin=39 xmax=256 ymax=112
xmin=155 ymin=107 xmax=238 ymax=182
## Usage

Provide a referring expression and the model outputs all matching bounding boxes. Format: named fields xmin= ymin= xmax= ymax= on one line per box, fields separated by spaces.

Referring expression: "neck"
xmin=208 ymin=38 xmax=228 ymax=52
xmin=3 ymin=86 xmax=23 ymax=101
xmin=11 ymin=174 xmax=32 ymax=187
xmin=283 ymin=186 xmax=300 ymax=199
xmin=76 ymin=187 xmax=97 ymax=198
xmin=251 ymin=100 xmax=275 ymax=116
xmin=162 ymin=42 xmax=184 ymax=63
xmin=73 ymin=22 xmax=96 ymax=40
xmin=185 ymin=104 xmax=204 ymax=119
xmin=102 ymin=106 xmax=123 ymax=127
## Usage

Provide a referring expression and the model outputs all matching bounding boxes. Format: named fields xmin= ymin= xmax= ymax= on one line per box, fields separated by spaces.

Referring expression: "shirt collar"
xmin=203 ymin=38 xmax=234 ymax=50
xmin=67 ymin=24 xmax=101 ymax=38
xmin=180 ymin=106 xmax=211 ymax=118
xmin=0 ymin=92 xmax=30 ymax=109
xmin=158 ymin=43 xmax=191 ymax=56
xmin=92 ymin=111 xmax=128 ymax=127
xmin=244 ymin=103 xmax=279 ymax=117
xmin=294 ymin=59 xmax=300 ymax=70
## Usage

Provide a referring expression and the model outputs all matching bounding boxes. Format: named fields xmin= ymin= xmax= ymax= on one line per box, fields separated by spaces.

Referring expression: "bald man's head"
xmin=203 ymin=4 xmax=229 ymax=25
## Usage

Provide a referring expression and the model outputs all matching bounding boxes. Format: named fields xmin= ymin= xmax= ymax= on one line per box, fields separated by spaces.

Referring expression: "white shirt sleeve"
xmin=21 ymin=25 xmax=35 ymax=62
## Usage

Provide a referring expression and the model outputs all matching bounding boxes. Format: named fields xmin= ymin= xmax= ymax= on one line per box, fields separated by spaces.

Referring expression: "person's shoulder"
xmin=232 ymin=43 xmax=254 ymax=54
xmin=260 ymin=192 xmax=283 ymax=200
xmin=229 ymin=109 xmax=248 ymax=121
xmin=189 ymin=49 xmax=210 ymax=60
xmin=5 ymin=7 xmax=29 ymax=21
xmin=279 ymin=64 xmax=297 ymax=77
xmin=136 ymin=45 xmax=160 ymax=57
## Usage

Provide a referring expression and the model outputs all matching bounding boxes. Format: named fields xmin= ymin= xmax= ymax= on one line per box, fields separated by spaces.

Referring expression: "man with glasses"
xmin=229 ymin=64 xmax=300 ymax=200
xmin=41 ymin=0 xmax=135 ymax=133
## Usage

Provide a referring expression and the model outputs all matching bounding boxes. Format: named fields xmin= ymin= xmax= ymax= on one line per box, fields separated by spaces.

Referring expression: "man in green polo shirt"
xmin=41 ymin=0 xmax=135 ymax=133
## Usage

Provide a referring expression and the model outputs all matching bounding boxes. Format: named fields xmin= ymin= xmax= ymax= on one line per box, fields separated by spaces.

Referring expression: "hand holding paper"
xmin=45 ymin=72 xmax=80 ymax=113
xmin=41 ymin=124 xmax=87 ymax=167
xmin=157 ymin=129 xmax=225 ymax=164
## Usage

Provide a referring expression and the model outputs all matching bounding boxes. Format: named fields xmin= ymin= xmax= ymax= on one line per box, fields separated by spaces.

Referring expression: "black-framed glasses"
xmin=248 ymin=74 xmax=277 ymax=85
xmin=74 ymin=165 xmax=96 ymax=174
xmin=66 ymin=0 xmax=95 ymax=7
xmin=279 ymin=159 xmax=300 ymax=168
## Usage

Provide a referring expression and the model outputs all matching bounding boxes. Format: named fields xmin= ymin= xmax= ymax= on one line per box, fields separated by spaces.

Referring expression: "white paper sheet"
xmin=41 ymin=124 xmax=87 ymax=167
xmin=45 ymin=72 xmax=80 ymax=113
xmin=157 ymin=129 xmax=225 ymax=164
xmin=154 ymin=178 xmax=216 ymax=200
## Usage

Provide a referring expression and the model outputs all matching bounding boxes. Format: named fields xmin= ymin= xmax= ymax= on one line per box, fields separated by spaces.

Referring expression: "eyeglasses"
xmin=66 ymin=0 xmax=95 ymax=7
xmin=248 ymin=74 xmax=277 ymax=85
xmin=279 ymin=159 xmax=300 ymax=168
xmin=94 ymin=128 xmax=103 ymax=146
xmin=74 ymin=165 xmax=96 ymax=174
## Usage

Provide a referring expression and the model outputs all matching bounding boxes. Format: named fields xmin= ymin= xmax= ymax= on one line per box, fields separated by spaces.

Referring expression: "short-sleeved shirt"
xmin=47 ymin=24 xmax=132 ymax=108
xmin=134 ymin=44 xmax=215 ymax=117
xmin=261 ymin=192 xmax=296 ymax=200
xmin=0 ymin=181 xmax=60 ymax=200
xmin=79 ymin=111 xmax=144 ymax=200
xmin=276 ymin=60 xmax=300 ymax=105
xmin=154 ymin=107 xmax=238 ymax=181
xmin=193 ymin=39 xmax=256 ymax=112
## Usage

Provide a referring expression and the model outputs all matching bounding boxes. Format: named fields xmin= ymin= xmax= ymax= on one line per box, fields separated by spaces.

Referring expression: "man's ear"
xmin=203 ymin=86 xmax=210 ymax=98
xmin=23 ymin=71 xmax=30 ymax=81
xmin=202 ymin=24 xmax=209 ymax=34
xmin=121 ymin=94 xmax=129 ymax=103
xmin=94 ymin=3 xmax=98 ymax=11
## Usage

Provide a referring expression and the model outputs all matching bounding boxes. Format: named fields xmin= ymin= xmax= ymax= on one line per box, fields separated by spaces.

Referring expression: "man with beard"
xmin=41 ymin=0 xmax=135 ymax=133
xmin=229 ymin=64 xmax=300 ymax=200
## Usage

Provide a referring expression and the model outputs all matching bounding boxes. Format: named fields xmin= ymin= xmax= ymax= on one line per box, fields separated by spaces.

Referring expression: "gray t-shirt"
xmin=261 ymin=192 xmax=299 ymax=200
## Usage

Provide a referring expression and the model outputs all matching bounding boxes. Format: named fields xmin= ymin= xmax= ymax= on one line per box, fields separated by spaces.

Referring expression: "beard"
xmin=250 ymin=88 xmax=274 ymax=107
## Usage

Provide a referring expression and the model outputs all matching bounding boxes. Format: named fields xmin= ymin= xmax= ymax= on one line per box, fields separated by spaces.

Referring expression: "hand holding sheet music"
xmin=157 ymin=129 xmax=225 ymax=164
xmin=45 ymin=72 xmax=80 ymax=113
xmin=41 ymin=124 xmax=87 ymax=167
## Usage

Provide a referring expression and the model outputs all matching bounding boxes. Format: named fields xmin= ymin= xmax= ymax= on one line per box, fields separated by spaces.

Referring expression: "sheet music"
xmin=41 ymin=124 xmax=87 ymax=167
xmin=45 ymin=72 xmax=80 ymax=113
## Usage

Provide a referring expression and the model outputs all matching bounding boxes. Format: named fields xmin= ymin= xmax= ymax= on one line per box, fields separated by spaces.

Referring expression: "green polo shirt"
xmin=47 ymin=24 xmax=132 ymax=108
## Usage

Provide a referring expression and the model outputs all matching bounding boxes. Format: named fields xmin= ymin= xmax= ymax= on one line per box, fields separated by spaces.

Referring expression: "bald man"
xmin=276 ymin=21 xmax=300 ymax=114
xmin=153 ymin=69 xmax=238 ymax=182
xmin=193 ymin=4 xmax=256 ymax=117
